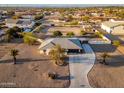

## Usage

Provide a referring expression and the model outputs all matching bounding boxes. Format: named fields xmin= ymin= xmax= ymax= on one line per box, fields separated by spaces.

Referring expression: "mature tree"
xmin=10 ymin=49 xmax=19 ymax=64
xmin=49 ymin=45 xmax=65 ymax=66
xmin=66 ymin=32 xmax=75 ymax=37
xmin=53 ymin=31 xmax=62 ymax=37
xmin=5 ymin=26 xmax=22 ymax=42
xmin=100 ymin=53 xmax=110 ymax=65
xmin=12 ymin=26 xmax=22 ymax=37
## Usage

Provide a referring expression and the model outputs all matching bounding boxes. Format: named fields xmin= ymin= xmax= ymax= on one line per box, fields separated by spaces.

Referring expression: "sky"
xmin=0 ymin=4 xmax=124 ymax=8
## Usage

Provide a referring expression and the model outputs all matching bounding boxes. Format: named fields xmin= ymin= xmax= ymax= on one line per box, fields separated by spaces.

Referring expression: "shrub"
xmin=66 ymin=32 xmax=75 ymax=37
xmin=112 ymin=40 xmax=121 ymax=47
xmin=95 ymin=32 xmax=103 ymax=38
xmin=48 ymin=72 xmax=57 ymax=79
xmin=53 ymin=31 xmax=62 ymax=37
xmin=70 ymin=21 xmax=79 ymax=25
xmin=80 ymin=30 xmax=86 ymax=36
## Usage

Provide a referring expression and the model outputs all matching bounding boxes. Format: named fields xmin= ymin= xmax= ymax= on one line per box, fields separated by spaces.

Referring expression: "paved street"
xmin=69 ymin=44 xmax=95 ymax=88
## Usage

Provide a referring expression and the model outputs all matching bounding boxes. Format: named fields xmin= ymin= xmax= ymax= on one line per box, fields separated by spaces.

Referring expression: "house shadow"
xmin=0 ymin=58 xmax=49 ymax=64
xmin=56 ymin=75 xmax=74 ymax=80
xmin=90 ymin=44 xmax=117 ymax=53
xmin=107 ymin=55 xmax=124 ymax=67
xmin=0 ymin=38 xmax=23 ymax=44
xmin=106 ymin=34 xmax=124 ymax=44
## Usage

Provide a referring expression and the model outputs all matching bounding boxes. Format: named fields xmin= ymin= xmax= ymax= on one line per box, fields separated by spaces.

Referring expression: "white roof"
xmin=102 ymin=20 xmax=124 ymax=28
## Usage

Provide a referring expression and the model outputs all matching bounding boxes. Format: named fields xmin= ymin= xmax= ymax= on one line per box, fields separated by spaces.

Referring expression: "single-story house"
xmin=5 ymin=19 xmax=35 ymax=31
xmin=39 ymin=38 xmax=83 ymax=55
xmin=21 ymin=15 xmax=35 ymax=20
xmin=101 ymin=19 xmax=124 ymax=35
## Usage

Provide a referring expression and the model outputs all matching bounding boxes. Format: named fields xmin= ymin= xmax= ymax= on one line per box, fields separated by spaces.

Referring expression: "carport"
xmin=67 ymin=49 xmax=83 ymax=54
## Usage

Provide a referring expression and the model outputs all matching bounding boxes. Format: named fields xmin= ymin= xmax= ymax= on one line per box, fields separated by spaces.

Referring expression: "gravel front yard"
xmin=88 ymin=44 xmax=124 ymax=88
xmin=0 ymin=44 xmax=70 ymax=88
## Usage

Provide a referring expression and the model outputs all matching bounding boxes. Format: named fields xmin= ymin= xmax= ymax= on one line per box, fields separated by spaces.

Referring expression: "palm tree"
xmin=10 ymin=49 xmax=19 ymax=64
xmin=49 ymin=45 xmax=65 ymax=66
xmin=100 ymin=53 xmax=110 ymax=65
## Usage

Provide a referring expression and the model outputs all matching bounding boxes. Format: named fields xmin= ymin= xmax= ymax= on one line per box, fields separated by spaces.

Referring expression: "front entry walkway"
xmin=69 ymin=44 xmax=95 ymax=88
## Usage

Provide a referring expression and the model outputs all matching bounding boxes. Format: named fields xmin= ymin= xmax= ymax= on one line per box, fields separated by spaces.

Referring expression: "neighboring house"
xmin=101 ymin=19 xmax=124 ymax=35
xmin=0 ymin=30 xmax=5 ymax=36
xmin=21 ymin=15 xmax=35 ymax=20
xmin=39 ymin=38 xmax=83 ymax=55
xmin=5 ymin=19 xmax=35 ymax=31
xmin=0 ymin=30 xmax=5 ymax=41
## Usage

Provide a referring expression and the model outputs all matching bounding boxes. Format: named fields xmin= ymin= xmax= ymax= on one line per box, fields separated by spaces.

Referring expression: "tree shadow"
xmin=0 ymin=58 xmax=49 ymax=64
xmin=95 ymin=54 xmax=124 ymax=67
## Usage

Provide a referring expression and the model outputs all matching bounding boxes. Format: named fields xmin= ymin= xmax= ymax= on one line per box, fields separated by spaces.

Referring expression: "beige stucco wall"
xmin=112 ymin=26 xmax=124 ymax=35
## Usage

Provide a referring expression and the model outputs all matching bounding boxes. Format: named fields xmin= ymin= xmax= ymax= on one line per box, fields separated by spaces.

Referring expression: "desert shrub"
xmin=66 ymin=32 xmax=75 ymax=37
xmin=80 ymin=29 xmax=86 ymax=36
xmin=53 ymin=31 xmax=62 ymax=37
xmin=112 ymin=40 xmax=121 ymax=47
xmin=70 ymin=21 xmax=79 ymax=25
xmin=95 ymin=32 xmax=103 ymax=38
xmin=48 ymin=72 xmax=58 ymax=79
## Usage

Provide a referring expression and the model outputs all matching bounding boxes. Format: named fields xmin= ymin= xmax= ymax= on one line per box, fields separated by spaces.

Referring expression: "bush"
xmin=48 ymin=72 xmax=57 ymax=79
xmin=80 ymin=30 xmax=86 ymax=36
xmin=66 ymin=32 xmax=75 ymax=37
xmin=70 ymin=21 xmax=79 ymax=25
xmin=112 ymin=40 xmax=121 ymax=47
xmin=53 ymin=31 xmax=62 ymax=37
xmin=95 ymin=32 xmax=103 ymax=38
xmin=82 ymin=16 xmax=89 ymax=22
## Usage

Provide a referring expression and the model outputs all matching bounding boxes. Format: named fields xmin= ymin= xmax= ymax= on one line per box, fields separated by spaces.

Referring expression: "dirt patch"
xmin=0 ymin=44 xmax=70 ymax=88
xmin=0 ymin=43 xmax=17 ymax=58
xmin=88 ymin=44 xmax=124 ymax=88
xmin=45 ymin=26 xmax=82 ymax=36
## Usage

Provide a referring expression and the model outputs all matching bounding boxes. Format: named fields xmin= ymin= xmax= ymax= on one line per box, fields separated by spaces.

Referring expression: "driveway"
xmin=69 ymin=44 xmax=95 ymax=88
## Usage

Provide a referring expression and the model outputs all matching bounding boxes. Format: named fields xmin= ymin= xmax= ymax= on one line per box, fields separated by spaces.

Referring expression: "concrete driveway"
xmin=69 ymin=44 xmax=95 ymax=88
